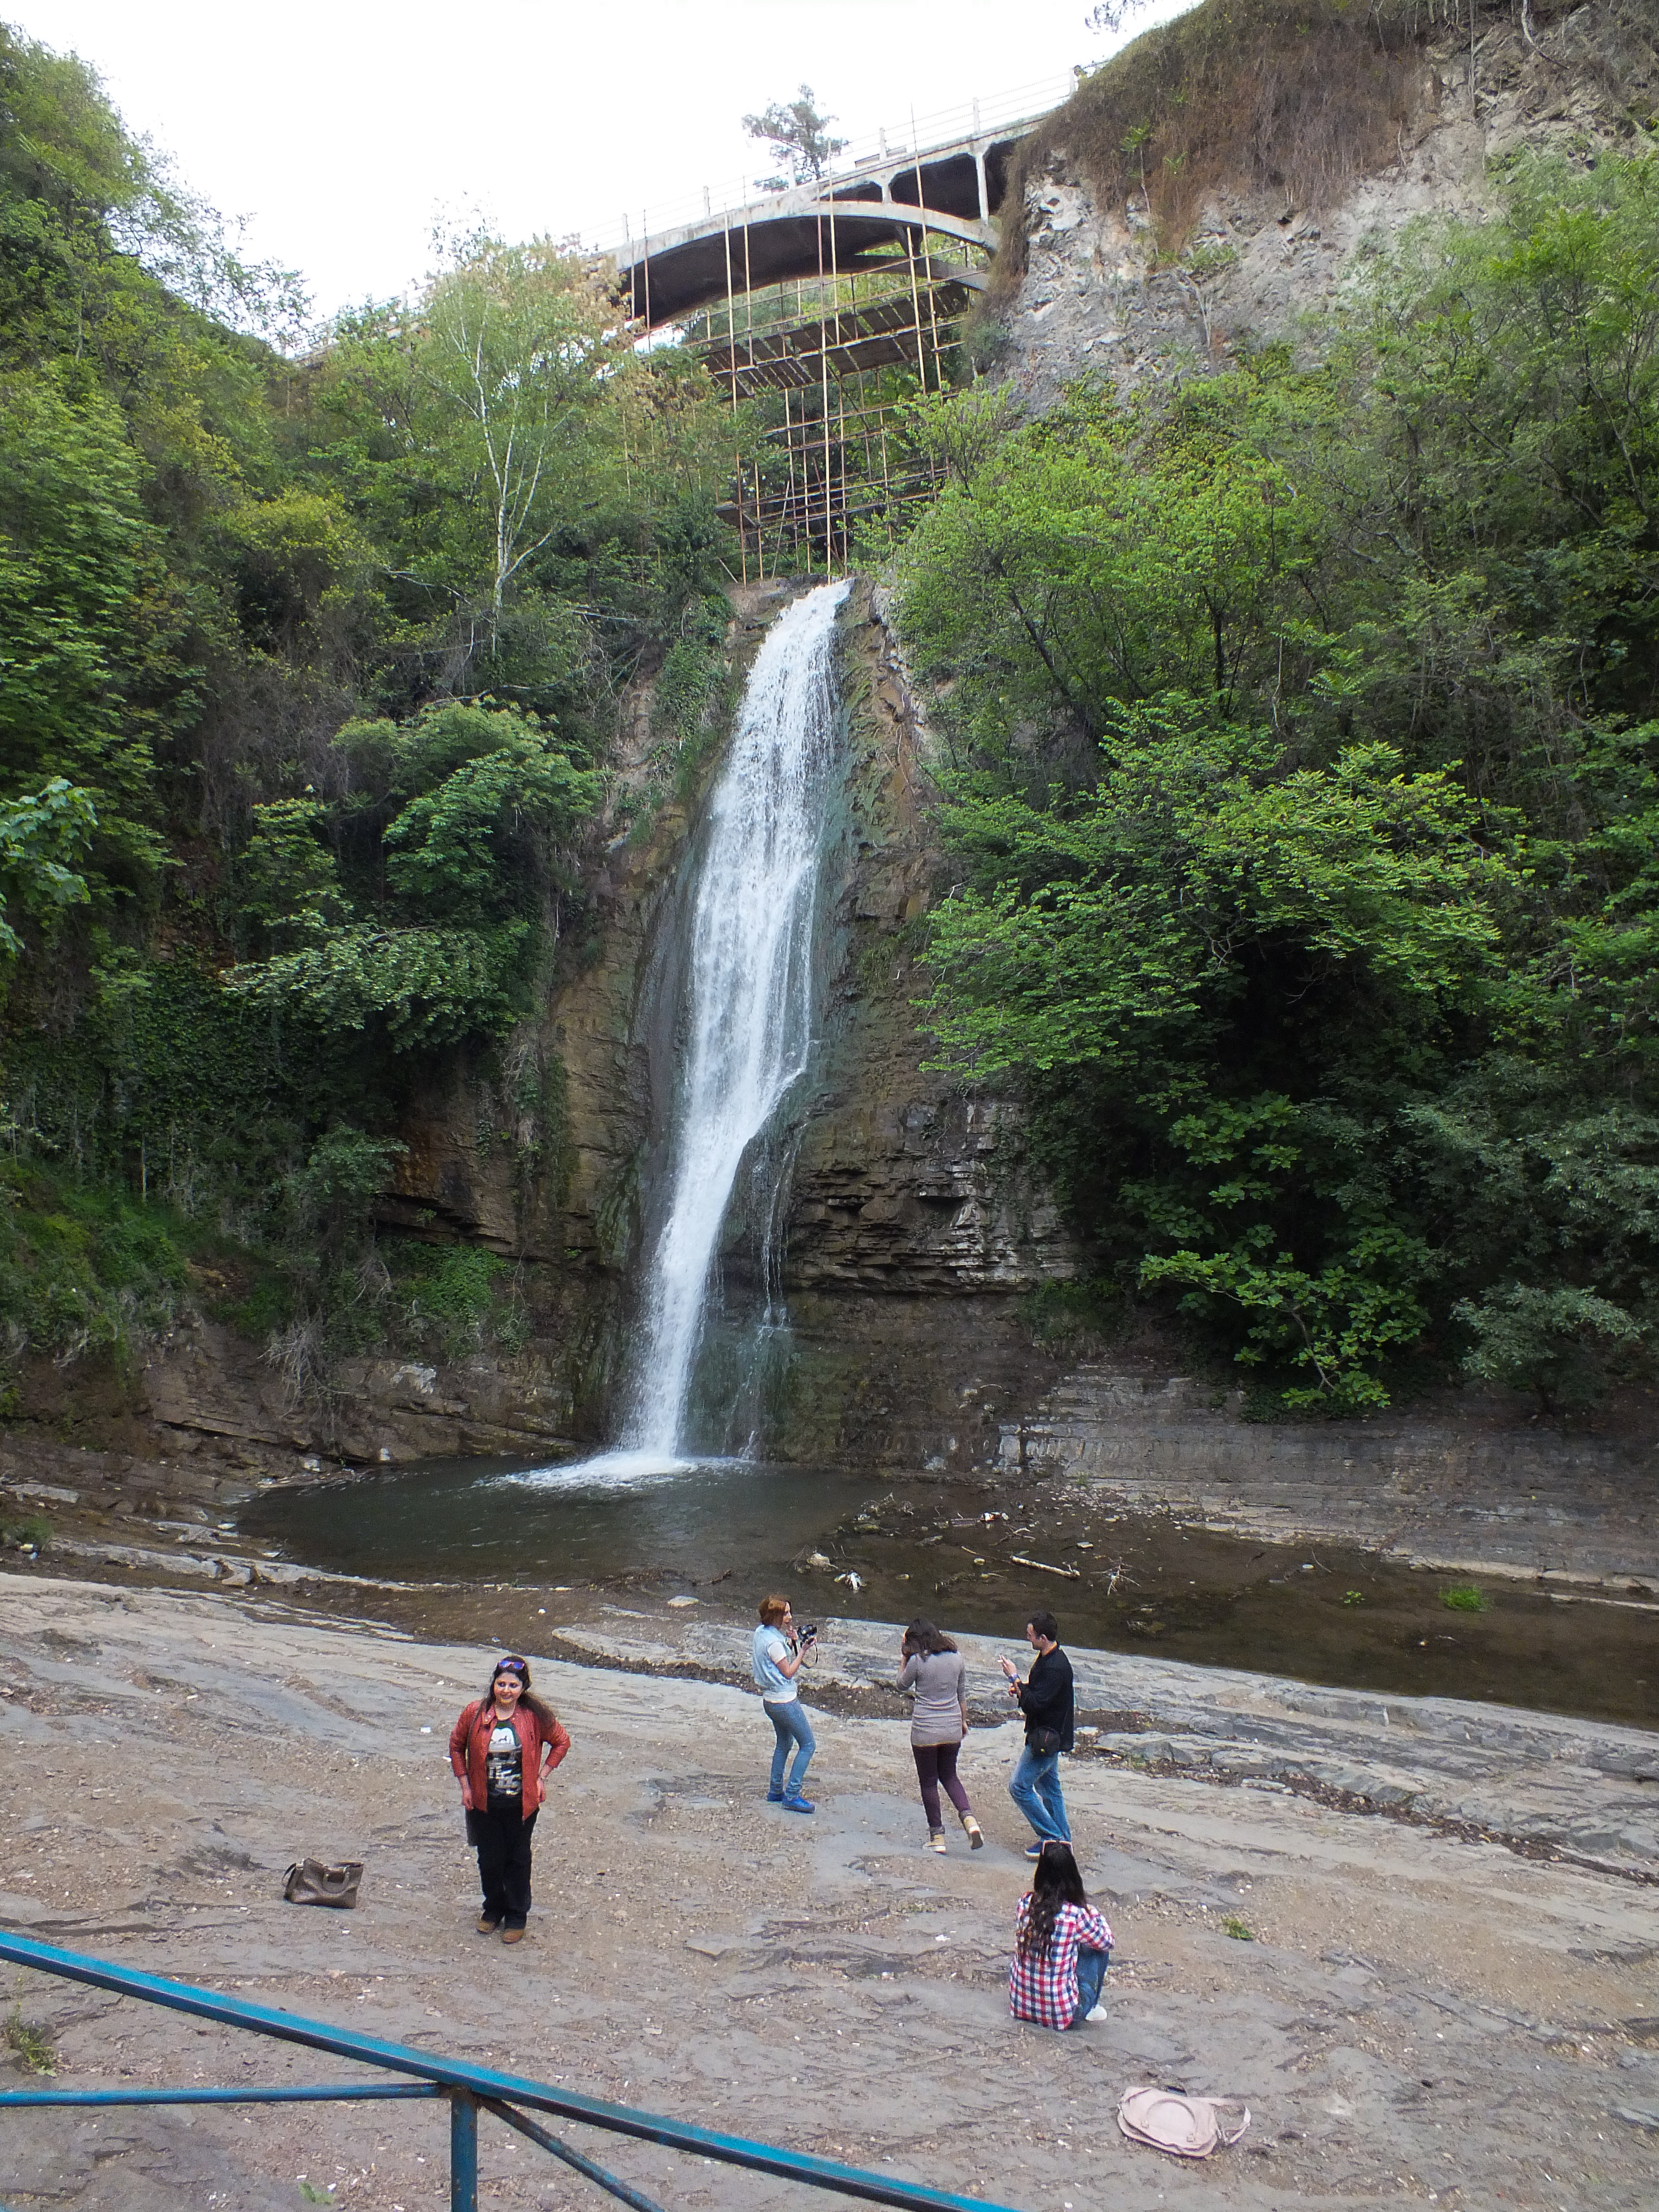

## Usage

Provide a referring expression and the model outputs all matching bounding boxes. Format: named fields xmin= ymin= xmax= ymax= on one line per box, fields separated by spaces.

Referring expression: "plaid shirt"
xmin=1008 ymin=1897 xmax=1113 ymax=2030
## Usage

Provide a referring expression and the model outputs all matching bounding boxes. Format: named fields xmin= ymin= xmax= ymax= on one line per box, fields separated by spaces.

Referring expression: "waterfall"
xmin=529 ymin=578 xmax=849 ymax=1488
xmin=625 ymin=576 xmax=849 ymax=1455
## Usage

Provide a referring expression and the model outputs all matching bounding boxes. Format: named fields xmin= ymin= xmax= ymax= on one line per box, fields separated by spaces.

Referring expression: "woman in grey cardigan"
xmin=897 ymin=1619 xmax=984 ymax=1851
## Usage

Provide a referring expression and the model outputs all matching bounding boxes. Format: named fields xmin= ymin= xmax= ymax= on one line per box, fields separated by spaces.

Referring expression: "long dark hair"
xmin=901 ymin=1617 xmax=958 ymax=1658
xmin=1017 ymin=1840 xmax=1087 ymax=1961
xmin=478 ymin=1655 xmax=557 ymax=1731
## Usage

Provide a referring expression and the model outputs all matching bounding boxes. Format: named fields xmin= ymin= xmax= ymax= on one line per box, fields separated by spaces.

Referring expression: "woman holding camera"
xmin=752 ymin=1594 xmax=816 ymax=1812
xmin=898 ymin=1618 xmax=984 ymax=1852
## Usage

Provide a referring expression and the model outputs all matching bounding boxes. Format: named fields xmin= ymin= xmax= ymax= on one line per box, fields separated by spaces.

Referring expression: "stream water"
xmin=241 ymin=1455 xmax=1658 ymax=1728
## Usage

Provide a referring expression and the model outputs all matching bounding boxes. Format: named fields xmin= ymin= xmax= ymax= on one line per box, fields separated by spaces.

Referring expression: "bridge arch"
xmin=614 ymin=115 xmax=1036 ymax=328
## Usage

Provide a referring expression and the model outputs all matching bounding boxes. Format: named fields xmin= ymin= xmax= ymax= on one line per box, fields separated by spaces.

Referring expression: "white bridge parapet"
xmin=605 ymin=88 xmax=1066 ymax=326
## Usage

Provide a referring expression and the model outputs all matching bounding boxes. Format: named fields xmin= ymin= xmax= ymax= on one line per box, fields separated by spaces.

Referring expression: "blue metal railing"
xmin=0 ymin=1931 xmax=1022 ymax=2212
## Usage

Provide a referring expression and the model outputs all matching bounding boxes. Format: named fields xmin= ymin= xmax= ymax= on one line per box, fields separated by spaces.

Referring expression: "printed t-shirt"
xmin=751 ymin=1624 xmax=796 ymax=1703
xmin=486 ymin=1718 xmax=523 ymax=1803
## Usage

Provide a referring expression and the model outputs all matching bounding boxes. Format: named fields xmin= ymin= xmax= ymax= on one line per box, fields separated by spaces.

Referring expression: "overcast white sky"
xmin=12 ymin=0 xmax=1194 ymax=324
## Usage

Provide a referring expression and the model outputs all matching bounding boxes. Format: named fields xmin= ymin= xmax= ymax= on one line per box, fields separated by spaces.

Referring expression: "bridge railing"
xmin=0 ymin=1931 xmax=1024 ymax=2212
xmin=581 ymin=72 xmax=1074 ymax=261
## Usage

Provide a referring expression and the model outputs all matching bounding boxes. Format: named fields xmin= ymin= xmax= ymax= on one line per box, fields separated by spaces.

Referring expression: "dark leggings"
xmin=913 ymin=1741 xmax=972 ymax=1828
xmin=473 ymin=1803 xmax=537 ymax=1928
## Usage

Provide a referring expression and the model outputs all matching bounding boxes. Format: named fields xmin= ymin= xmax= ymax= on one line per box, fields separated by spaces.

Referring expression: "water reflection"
xmin=244 ymin=1454 xmax=880 ymax=1586
xmin=236 ymin=1452 xmax=1659 ymax=1728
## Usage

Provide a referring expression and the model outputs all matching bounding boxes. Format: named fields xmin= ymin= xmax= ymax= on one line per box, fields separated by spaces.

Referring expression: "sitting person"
xmin=1008 ymin=1839 xmax=1112 ymax=2030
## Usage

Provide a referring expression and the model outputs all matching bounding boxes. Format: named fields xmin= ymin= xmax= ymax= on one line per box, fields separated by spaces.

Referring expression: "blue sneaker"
xmin=766 ymin=1788 xmax=785 ymax=1803
xmin=782 ymin=1794 xmax=815 ymax=1815
xmin=1024 ymin=1842 xmax=1045 ymax=1860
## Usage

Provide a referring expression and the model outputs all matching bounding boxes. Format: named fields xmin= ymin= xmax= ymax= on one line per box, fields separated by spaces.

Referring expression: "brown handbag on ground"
xmin=282 ymin=1857 xmax=363 ymax=1908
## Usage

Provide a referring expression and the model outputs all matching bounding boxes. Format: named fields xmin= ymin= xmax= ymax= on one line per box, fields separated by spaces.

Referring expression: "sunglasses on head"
xmin=495 ymin=1659 xmax=528 ymax=1677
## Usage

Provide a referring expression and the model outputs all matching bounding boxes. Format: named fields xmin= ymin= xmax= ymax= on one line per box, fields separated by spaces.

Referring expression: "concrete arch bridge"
xmin=601 ymin=84 xmax=1064 ymax=570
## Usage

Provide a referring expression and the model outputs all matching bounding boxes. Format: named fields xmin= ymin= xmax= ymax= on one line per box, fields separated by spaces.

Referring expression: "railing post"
xmin=449 ymin=2088 xmax=478 ymax=2212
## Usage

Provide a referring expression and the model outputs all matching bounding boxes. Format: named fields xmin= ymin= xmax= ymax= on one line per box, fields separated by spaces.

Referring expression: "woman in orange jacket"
xmin=448 ymin=1655 xmax=570 ymax=1945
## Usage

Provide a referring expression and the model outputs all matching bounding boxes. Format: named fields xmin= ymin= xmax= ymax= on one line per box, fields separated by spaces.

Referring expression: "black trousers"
xmin=470 ymin=1802 xmax=537 ymax=1927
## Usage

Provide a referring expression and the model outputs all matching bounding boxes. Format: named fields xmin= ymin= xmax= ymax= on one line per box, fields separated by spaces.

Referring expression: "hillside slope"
xmin=990 ymin=0 xmax=1657 ymax=411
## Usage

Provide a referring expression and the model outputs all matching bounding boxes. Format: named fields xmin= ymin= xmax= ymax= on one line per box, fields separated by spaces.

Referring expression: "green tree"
xmin=742 ymin=85 xmax=846 ymax=192
xmin=238 ymin=799 xmax=351 ymax=945
xmin=0 ymin=372 xmax=170 ymax=874
xmin=897 ymin=376 xmax=1335 ymax=746
xmin=922 ymin=701 xmax=1517 ymax=1406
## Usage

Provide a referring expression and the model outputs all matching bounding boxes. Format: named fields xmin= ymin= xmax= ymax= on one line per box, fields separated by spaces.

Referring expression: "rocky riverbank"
xmin=998 ymin=1365 xmax=1659 ymax=1587
xmin=2 ymin=1572 xmax=1655 ymax=2211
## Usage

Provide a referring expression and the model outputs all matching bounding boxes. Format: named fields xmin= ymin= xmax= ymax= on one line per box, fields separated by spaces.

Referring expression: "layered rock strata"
xmin=998 ymin=1365 xmax=1659 ymax=1584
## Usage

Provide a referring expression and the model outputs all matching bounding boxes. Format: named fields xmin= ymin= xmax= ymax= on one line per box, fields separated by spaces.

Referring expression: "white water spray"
xmin=518 ymin=579 xmax=849 ymax=1491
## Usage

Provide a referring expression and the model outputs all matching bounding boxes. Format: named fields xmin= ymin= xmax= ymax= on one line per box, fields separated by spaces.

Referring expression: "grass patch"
xmin=1221 ymin=1915 xmax=1255 ymax=1941
xmin=1 ymin=1511 xmax=51 ymax=1551
xmin=386 ymin=1241 xmax=525 ymax=1362
xmin=0 ymin=1163 xmax=188 ymax=1369
xmin=5 ymin=2010 xmax=56 ymax=2074
xmin=0 ymin=1163 xmax=300 ymax=1374
xmin=1016 ymin=1275 xmax=1123 ymax=1352
xmin=1440 ymin=1582 xmax=1489 ymax=1613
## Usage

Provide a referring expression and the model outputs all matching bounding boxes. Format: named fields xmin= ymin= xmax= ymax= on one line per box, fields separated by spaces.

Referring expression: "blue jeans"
xmin=1071 ymin=1946 xmax=1109 ymax=2026
xmin=764 ymin=1699 xmax=815 ymax=1796
xmin=1009 ymin=1745 xmax=1070 ymax=1842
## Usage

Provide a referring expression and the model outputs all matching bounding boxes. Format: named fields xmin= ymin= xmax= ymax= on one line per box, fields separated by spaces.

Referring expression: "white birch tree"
xmin=417 ymin=240 xmax=625 ymax=650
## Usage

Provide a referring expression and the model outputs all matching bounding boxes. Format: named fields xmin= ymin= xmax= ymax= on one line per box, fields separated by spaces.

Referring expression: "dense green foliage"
xmin=899 ymin=145 xmax=1659 ymax=1412
xmin=0 ymin=24 xmax=740 ymax=1382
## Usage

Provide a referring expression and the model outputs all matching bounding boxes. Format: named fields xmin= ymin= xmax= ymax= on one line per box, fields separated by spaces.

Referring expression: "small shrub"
xmin=390 ymin=1242 xmax=510 ymax=1361
xmin=1341 ymin=1588 xmax=1364 ymax=1606
xmin=1441 ymin=1583 xmax=1488 ymax=1613
xmin=5 ymin=2010 xmax=56 ymax=2073
xmin=2 ymin=1512 xmax=51 ymax=1551
xmin=1221 ymin=1916 xmax=1255 ymax=1941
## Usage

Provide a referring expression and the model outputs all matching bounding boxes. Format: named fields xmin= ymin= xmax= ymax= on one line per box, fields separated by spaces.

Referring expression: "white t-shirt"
xmin=751 ymin=1624 xmax=795 ymax=1703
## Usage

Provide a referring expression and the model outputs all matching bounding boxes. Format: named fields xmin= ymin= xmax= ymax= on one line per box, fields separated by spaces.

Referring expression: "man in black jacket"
xmin=1000 ymin=1610 xmax=1074 ymax=1857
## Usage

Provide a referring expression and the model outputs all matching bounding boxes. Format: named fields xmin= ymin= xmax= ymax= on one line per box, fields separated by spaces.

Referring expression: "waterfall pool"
xmin=239 ymin=1455 xmax=1656 ymax=1728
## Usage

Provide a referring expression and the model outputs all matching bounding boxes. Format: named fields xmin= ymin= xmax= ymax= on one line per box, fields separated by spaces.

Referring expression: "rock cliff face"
xmin=994 ymin=3 xmax=1653 ymax=415
xmin=1000 ymin=1364 xmax=1659 ymax=1582
xmin=76 ymin=579 xmax=1075 ymax=1482
xmin=759 ymin=583 xmax=1082 ymax=1468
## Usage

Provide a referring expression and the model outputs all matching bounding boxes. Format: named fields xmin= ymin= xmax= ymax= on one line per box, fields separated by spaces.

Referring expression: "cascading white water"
xmin=622 ymin=577 xmax=849 ymax=1457
xmin=518 ymin=578 xmax=849 ymax=1491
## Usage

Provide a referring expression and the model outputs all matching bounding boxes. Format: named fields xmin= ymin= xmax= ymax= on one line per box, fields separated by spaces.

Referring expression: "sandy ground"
xmin=1 ymin=1574 xmax=1657 ymax=2212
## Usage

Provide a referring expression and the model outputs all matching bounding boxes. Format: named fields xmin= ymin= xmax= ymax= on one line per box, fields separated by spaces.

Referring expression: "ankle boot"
xmin=960 ymin=1812 xmax=984 ymax=1849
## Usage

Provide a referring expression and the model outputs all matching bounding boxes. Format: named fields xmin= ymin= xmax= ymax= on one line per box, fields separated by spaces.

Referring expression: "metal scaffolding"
xmin=610 ymin=107 xmax=1028 ymax=578
xmin=688 ymin=244 xmax=977 ymax=576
